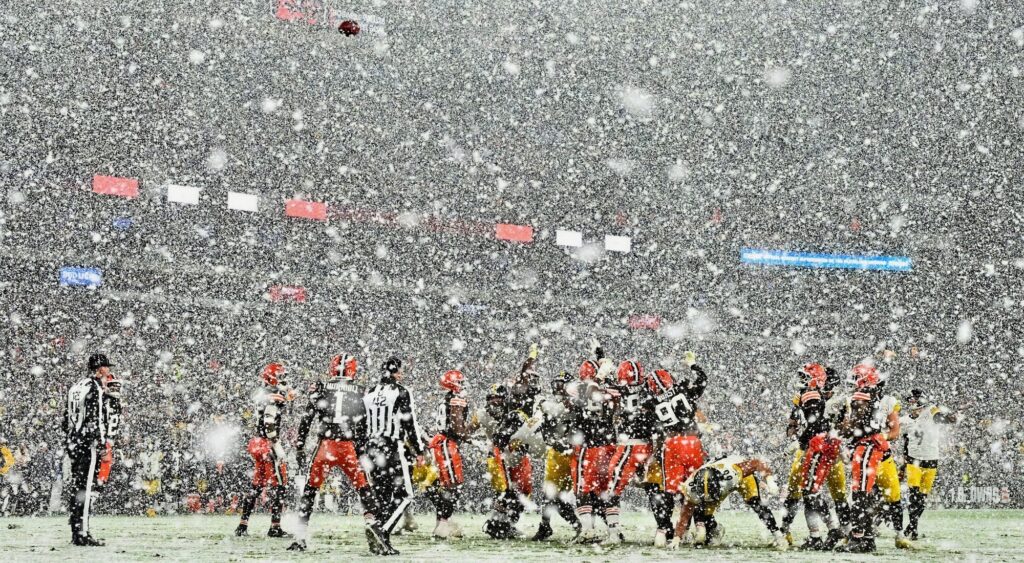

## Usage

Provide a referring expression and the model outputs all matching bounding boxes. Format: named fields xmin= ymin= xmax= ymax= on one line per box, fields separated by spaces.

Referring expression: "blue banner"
xmin=740 ymin=248 xmax=912 ymax=272
xmin=112 ymin=217 xmax=134 ymax=230
xmin=59 ymin=267 xmax=103 ymax=288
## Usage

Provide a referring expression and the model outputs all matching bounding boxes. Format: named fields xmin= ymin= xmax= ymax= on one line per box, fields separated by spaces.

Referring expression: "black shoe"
xmin=839 ymin=537 xmax=876 ymax=553
xmin=532 ymin=522 xmax=553 ymax=542
xmin=234 ymin=524 xmax=248 ymax=537
xmin=800 ymin=537 xmax=824 ymax=551
xmin=267 ymin=527 xmax=293 ymax=539
xmin=823 ymin=528 xmax=844 ymax=550
xmin=72 ymin=535 xmax=105 ymax=547
xmin=286 ymin=540 xmax=306 ymax=551
xmin=484 ymin=519 xmax=515 ymax=540
xmin=379 ymin=530 xmax=399 ymax=556
xmin=483 ymin=520 xmax=516 ymax=544
xmin=365 ymin=523 xmax=389 ymax=555
xmin=904 ymin=527 xmax=919 ymax=541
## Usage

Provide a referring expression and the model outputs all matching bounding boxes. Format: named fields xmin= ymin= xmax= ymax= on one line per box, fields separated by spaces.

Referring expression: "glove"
xmin=785 ymin=440 xmax=800 ymax=455
xmin=590 ymin=338 xmax=603 ymax=359
xmin=764 ymin=475 xmax=780 ymax=497
xmin=528 ymin=343 xmax=539 ymax=360
xmin=596 ymin=358 xmax=614 ymax=381
xmin=670 ymin=536 xmax=681 ymax=550
xmin=683 ymin=351 xmax=697 ymax=367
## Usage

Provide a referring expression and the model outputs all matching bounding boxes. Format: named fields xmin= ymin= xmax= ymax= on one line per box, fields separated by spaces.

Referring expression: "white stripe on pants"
xmin=383 ymin=442 xmax=413 ymax=533
xmin=83 ymin=445 xmax=97 ymax=535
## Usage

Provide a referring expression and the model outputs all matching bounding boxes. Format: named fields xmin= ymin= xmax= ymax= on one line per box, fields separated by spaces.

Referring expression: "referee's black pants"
xmin=67 ymin=442 xmax=100 ymax=541
xmin=366 ymin=438 xmax=413 ymax=534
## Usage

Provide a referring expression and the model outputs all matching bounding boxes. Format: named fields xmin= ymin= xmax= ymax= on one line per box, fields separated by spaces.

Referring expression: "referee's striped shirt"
xmin=364 ymin=378 xmax=425 ymax=455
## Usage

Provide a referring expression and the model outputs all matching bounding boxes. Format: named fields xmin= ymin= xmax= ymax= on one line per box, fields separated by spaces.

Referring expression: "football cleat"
xmin=72 ymin=535 xmax=105 ymax=547
xmin=784 ymin=531 xmax=794 ymax=546
xmin=579 ymin=527 xmax=607 ymax=544
xmin=601 ymin=529 xmax=623 ymax=546
xmin=286 ymin=540 xmax=306 ymax=551
xmin=800 ymin=536 xmax=824 ymax=551
xmin=365 ymin=523 xmax=390 ymax=555
xmin=449 ymin=521 xmax=464 ymax=538
xmin=267 ymin=527 xmax=292 ymax=539
xmin=823 ymin=528 xmax=845 ymax=550
xmin=432 ymin=520 xmax=452 ymax=539
xmin=708 ymin=524 xmax=725 ymax=546
xmin=234 ymin=524 xmax=248 ymax=537
xmin=772 ymin=530 xmax=789 ymax=551
xmin=693 ymin=523 xmax=707 ymax=545
xmin=838 ymin=536 xmax=876 ymax=553
xmin=654 ymin=529 xmax=667 ymax=548
xmin=895 ymin=532 xmax=915 ymax=550
xmin=532 ymin=522 xmax=554 ymax=542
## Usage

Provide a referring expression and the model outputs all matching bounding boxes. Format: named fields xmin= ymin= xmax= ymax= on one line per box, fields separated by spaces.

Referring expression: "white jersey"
xmin=682 ymin=455 xmax=745 ymax=505
xmin=901 ymin=406 xmax=952 ymax=461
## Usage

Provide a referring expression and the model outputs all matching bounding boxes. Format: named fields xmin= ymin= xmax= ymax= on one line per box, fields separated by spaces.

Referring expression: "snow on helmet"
xmin=440 ymin=369 xmax=464 ymax=394
xmin=852 ymin=362 xmax=880 ymax=389
xmin=617 ymin=360 xmax=643 ymax=386
xmin=579 ymin=359 xmax=598 ymax=381
xmin=329 ymin=354 xmax=358 ymax=380
xmin=799 ymin=363 xmax=828 ymax=390
xmin=261 ymin=362 xmax=287 ymax=387
xmin=687 ymin=466 xmax=724 ymax=504
xmin=646 ymin=368 xmax=674 ymax=396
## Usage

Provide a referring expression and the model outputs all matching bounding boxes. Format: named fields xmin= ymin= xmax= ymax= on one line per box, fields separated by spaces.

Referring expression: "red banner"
xmin=285 ymin=199 xmax=327 ymax=221
xmin=495 ymin=223 xmax=534 ymax=243
xmin=628 ymin=314 xmax=662 ymax=330
xmin=92 ymin=175 xmax=139 ymax=198
xmin=269 ymin=285 xmax=307 ymax=303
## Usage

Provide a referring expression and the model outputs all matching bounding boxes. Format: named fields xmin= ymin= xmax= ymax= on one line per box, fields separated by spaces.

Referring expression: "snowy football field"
xmin=3 ymin=510 xmax=1022 ymax=561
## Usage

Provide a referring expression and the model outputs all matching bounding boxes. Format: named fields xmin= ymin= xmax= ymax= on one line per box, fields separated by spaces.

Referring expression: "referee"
xmin=363 ymin=357 xmax=426 ymax=550
xmin=62 ymin=353 xmax=111 ymax=546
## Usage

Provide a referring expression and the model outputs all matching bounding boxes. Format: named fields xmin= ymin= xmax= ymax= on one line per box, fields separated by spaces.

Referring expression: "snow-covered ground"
xmin=3 ymin=510 xmax=1022 ymax=561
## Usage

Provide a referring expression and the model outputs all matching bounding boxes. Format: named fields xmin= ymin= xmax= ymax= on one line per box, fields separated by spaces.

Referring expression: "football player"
xmin=603 ymin=359 xmax=659 ymax=545
xmin=236 ymin=363 xmax=295 ymax=539
xmin=791 ymin=364 xmax=846 ymax=550
xmin=290 ymin=355 xmax=393 ymax=554
xmin=900 ymin=389 xmax=959 ymax=540
xmin=481 ymin=346 xmax=541 ymax=541
xmin=426 ymin=368 xmax=478 ymax=539
xmin=571 ymin=341 xmax=619 ymax=544
xmin=840 ymin=361 xmax=908 ymax=552
xmin=531 ymin=371 xmax=583 ymax=541
xmin=482 ymin=382 xmax=534 ymax=540
xmin=647 ymin=352 xmax=707 ymax=543
xmin=670 ymin=456 xmax=787 ymax=550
